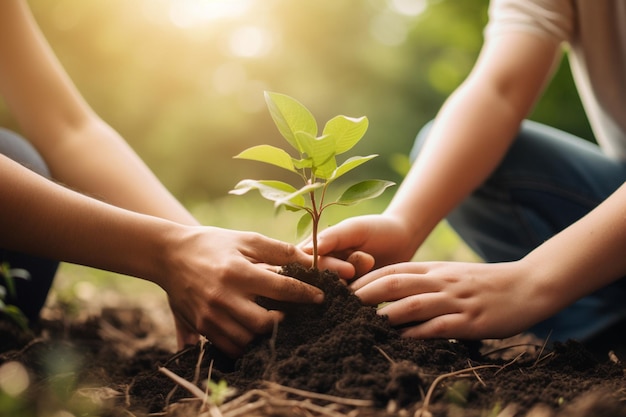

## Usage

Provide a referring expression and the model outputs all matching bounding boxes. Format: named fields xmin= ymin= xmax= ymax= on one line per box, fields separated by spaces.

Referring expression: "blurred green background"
xmin=1 ymin=0 xmax=592 ymax=294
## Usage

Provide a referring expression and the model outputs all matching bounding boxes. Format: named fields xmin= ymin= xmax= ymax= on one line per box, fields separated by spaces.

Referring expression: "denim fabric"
xmin=411 ymin=120 xmax=626 ymax=342
xmin=0 ymin=128 xmax=59 ymax=325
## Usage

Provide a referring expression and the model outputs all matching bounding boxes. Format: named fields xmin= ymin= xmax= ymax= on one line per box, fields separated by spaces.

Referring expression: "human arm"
xmin=0 ymin=155 xmax=330 ymax=357
xmin=351 ymin=182 xmax=626 ymax=340
xmin=0 ymin=0 xmax=357 ymax=354
xmin=0 ymin=0 xmax=196 ymax=224
xmin=314 ymin=31 xmax=562 ymax=270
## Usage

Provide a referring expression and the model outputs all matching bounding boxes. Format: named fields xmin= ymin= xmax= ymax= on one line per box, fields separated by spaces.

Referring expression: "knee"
xmin=0 ymin=128 xmax=51 ymax=178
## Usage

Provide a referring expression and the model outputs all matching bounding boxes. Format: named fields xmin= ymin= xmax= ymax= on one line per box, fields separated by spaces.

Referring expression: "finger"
xmin=244 ymin=264 xmax=324 ymax=304
xmin=197 ymin=309 xmax=254 ymax=358
xmin=244 ymin=235 xmax=313 ymax=267
xmin=350 ymin=263 xmax=432 ymax=291
xmin=400 ymin=313 xmax=469 ymax=340
xmin=346 ymin=251 xmax=375 ymax=278
xmin=308 ymin=221 xmax=365 ymax=256
xmin=228 ymin=298 xmax=285 ymax=336
xmin=352 ymin=270 xmax=442 ymax=305
xmin=173 ymin=315 xmax=200 ymax=349
xmin=317 ymin=255 xmax=356 ymax=279
xmin=377 ymin=292 xmax=458 ymax=327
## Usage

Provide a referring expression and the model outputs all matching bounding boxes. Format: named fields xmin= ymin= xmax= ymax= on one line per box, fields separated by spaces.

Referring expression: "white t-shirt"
xmin=486 ymin=0 xmax=626 ymax=160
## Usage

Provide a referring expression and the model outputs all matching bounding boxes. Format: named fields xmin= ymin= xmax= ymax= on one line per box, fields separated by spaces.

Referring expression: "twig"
xmin=494 ymin=351 xmax=525 ymax=376
xmin=0 ymin=336 xmax=45 ymax=362
xmin=220 ymin=389 xmax=267 ymax=414
xmin=123 ymin=383 xmax=132 ymax=407
xmin=414 ymin=364 xmax=501 ymax=417
xmin=194 ymin=336 xmax=208 ymax=385
xmin=159 ymin=366 xmax=206 ymax=400
xmin=224 ymin=389 xmax=348 ymax=417
xmin=223 ymin=398 xmax=266 ymax=417
xmin=374 ymin=345 xmax=395 ymax=364
xmin=480 ymin=343 xmax=543 ymax=358
xmin=262 ymin=317 xmax=280 ymax=381
xmin=264 ymin=381 xmax=375 ymax=407
xmin=532 ymin=351 xmax=555 ymax=367
xmin=164 ymin=382 xmax=179 ymax=410
xmin=159 ymin=344 xmax=197 ymax=368
xmin=532 ymin=330 xmax=552 ymax=368
xmin=159 ymin=366 xmax=226 ymax=417
xmin=468 ymin=360 xmax=487 ymax=388
xmin=203 ymin=359 xmax=215 ymax=410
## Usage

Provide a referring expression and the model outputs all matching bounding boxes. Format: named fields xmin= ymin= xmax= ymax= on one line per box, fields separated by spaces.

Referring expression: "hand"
xmin=351 ymin=260 xmax=558 ymax=340
xmin=160 ymin=226 xmax=354 ymax=357
xmin=304 ymin=214 xmax=417 ymax=276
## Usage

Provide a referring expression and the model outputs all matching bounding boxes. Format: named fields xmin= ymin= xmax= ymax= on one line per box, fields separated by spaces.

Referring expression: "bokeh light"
xmin=167 ymin=0 xmax=252 ymax=27
xmin=0 ymin=361 xmax=30 ymax=397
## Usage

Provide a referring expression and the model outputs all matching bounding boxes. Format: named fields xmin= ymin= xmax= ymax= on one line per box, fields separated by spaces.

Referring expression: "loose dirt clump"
xmin=1 ymin=264 xmax=626 ymax=417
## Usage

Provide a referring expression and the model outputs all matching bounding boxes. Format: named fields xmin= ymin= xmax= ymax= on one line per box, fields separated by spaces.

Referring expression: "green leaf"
xmin=264 ymin=91 xmax=317 ymax=152
xmin=234 ymin=145 xmax=296 ymax=173
xmin=274 ymin=182 xmax=323 ymax=209
xmin=336 ymin=180 xmax=395 ymax=206
xmin=295 ymin=131 xmax=336 ymax=168
xmin=296 ymin=212 xmax=313 ymax=238
xmin=328 ymin=154 xmax=378 ymax=183
xmin=323 ymin=115 xmax=368 ymax=155
xmin=0 ymin=262 xmax=16 ymax=298
xmin=293 ymin=157 xmax=313 ymax=170
xmin=229 ymin=179 xmax=307 ymax=209
xmin=313 ymin=157 xmax=338 ymax=179
xmin=2 ymin=305 xmax=29 ymax=331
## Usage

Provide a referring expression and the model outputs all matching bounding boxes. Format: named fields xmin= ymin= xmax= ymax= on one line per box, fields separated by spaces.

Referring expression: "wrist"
xmin=141 ymin=220 xmax=194 ymax=292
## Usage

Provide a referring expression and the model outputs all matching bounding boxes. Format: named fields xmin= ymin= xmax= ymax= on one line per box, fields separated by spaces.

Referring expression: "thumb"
xmin=314 ymin=219 xmax=365 ymax=256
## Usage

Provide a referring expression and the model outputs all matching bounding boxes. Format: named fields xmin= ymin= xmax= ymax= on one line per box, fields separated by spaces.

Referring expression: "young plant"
xmin=0 ymin=262 xmax=30 ymax=331
xmin=230 ymin=91 xmax=395 ymax=270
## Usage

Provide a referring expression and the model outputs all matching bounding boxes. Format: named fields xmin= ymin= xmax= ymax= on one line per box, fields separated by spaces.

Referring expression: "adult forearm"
xmin=40 ymin=117 xmax=198 ymax=227
xmin=0 ymin=156 xmax=176 ymax=283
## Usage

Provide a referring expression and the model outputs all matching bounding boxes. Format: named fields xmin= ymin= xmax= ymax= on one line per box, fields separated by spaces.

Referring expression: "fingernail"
xmin=314 ymin=292 xmax=324 ymax=303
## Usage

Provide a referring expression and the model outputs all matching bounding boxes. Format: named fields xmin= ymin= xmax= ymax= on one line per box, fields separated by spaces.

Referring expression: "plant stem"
xmin=309 ymin=190 xmax=319 ymax=270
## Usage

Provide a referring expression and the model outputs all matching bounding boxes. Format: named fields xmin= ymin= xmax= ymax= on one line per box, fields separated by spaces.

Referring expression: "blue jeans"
xmin=411 ymin=120 xmax=626 ymax=343
xmin=0 ymin=128 xmax=59 ymax=325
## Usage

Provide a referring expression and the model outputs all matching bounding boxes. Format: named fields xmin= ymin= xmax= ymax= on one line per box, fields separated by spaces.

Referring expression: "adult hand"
xmin=351 ymin=260 xmax=559 ymax=340
xmin=161 ymin=226 xmax=355 ymax=358
xmin=303 ymin=214 xmax=417 ymax=277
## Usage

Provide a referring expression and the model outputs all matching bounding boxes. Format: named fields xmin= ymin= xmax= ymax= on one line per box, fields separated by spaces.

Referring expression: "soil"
xmin=1 ymin=263 xmax=625 ymax=417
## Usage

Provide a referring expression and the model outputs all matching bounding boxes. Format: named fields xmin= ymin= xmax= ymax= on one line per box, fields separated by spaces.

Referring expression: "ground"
xmin=1 ymin=264 xmax=625 ymax=417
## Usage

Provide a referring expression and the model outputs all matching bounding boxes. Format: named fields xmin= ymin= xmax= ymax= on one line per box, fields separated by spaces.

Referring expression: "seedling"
xmin=230 ymin=91 xmax=394 ymax=269
xmin=0 ymin=262 xmax=30 ymax=331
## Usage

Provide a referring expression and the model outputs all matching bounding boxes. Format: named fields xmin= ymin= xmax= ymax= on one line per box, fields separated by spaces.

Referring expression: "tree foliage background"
xmin=1 ymin=0 xmax=592 ymax=209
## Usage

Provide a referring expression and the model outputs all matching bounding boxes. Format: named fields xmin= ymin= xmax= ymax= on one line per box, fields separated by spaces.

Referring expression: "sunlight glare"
xmin=388 ymin=0 xmax=427 ymax=16
xmin=370 ymin=11 xmax=409 ymax=46
xmin=168 ymin=0 xmax=252 ymax=27
xmin=229 ymin=26 xmax=273 ymax=57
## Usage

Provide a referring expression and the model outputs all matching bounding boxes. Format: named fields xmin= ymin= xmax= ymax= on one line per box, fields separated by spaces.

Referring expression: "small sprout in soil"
xmin=206 ymin=379 xmax=235 ymax=407
xmin=0 ymin=262 xmax=30 ymax=331
xmin=230 ymin=91 xmax=395 ymax=269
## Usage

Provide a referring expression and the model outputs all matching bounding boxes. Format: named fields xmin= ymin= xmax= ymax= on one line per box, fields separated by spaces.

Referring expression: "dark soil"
xmin=1 ymin=264 xmax=626 ymax=417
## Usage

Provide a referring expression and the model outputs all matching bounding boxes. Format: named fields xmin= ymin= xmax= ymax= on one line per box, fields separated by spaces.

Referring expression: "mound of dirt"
xmin=1 ymin=264 xmax=626 ymax=417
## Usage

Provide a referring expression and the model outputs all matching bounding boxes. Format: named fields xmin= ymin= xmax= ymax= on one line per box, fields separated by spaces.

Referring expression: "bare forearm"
xmin=0 ymin=1 xmax=196 ymax=228
xmin=385 ymin=80 xmax=523 ymax=247
xmin=40 ymin=117 xmax=198 ymax=226
xmin=0 ymin=155 xmax=176 ymax=284
xmin=384 ymin=34 xmax=559 ymax=251
xmin=522 ymin=183 xmax=626 ymax=308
